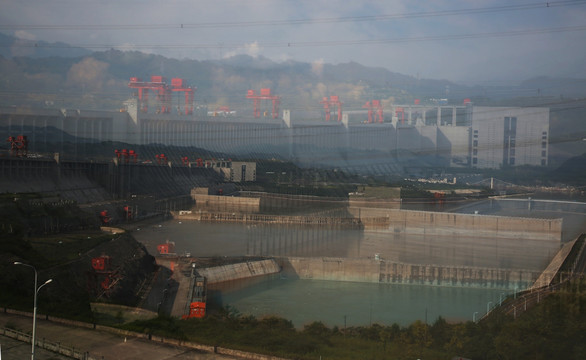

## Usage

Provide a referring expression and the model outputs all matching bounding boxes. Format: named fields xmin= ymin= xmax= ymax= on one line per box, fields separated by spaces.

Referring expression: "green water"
xmin=213 ymin=275 xmax=510 ymax=328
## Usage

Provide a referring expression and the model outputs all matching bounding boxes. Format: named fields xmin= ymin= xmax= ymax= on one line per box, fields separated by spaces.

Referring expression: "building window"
xmin=542 ymin=142 xmax=546 ymax=148
xmin=473 ymin=140 xmax=478 ymax=147
xmin=542 ymin=150 xmax=547 ymax=157
xmin=473 ymin=157 xmax=477 ymax=164
xmin=473 ymin=149 xmax=478 ymax=156
xmin=509 ymin=157 xmax=515 ymax=165
xmin=541 ymin=159 xmax=546 ymax=166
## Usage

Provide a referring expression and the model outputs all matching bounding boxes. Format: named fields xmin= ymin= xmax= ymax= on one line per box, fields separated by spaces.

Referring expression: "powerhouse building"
xmin=0 ymin=102 xmax=549 ymax=170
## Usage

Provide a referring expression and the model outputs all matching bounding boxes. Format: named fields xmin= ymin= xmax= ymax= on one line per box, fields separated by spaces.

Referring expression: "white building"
xmin=470 ymin=106 xmax=549 ymax=168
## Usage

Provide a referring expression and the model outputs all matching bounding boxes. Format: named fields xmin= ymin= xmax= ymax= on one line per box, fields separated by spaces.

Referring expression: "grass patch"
xmin=28 ymin=232 xmax=113 ymax=264
xmin=91 ymin=303 xmax=157 ymax=326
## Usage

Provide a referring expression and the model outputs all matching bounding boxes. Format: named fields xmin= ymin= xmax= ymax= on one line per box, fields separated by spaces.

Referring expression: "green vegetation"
xmin=90 ymin=303 xmax=157 ymax=326
xmin=27 ymin=233 xmax=112 ymax=265
xmin=0 ymin=193 xmax=106 ymax=321
xmin=117 ymin=277 xmax=586 ymax=360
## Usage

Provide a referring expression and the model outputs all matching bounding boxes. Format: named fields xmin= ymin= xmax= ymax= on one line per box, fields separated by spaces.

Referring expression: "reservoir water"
xmin=212 ymin=276 xmax=510 ymax=328
xmin=132 ymin=218 xmax=557 ymax=327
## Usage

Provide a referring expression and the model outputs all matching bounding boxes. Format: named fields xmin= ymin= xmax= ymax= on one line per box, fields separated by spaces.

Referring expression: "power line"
xmin=1 ymin=0 xmax=584 ymax=31
xmin=3 ymin=25 xmax=586 ymax=51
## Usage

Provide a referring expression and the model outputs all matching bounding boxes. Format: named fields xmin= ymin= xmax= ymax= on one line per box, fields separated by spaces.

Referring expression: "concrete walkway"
xmin=0 ymin=312 xmax=235 ymax=360
xmin=0 ymin=334 xmax=72 ymax=360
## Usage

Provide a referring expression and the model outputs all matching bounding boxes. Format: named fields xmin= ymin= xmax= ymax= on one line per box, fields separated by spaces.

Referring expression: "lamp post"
xmin=14 ymin=262 xmax=52 ymax=360
xmin=487 ymin=301 xmax=492 ymax=315
xmin=473 ymin=311 xmax=479 ymax=322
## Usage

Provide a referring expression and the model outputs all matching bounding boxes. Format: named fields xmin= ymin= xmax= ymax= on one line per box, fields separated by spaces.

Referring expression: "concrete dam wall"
xmin=350 ymin=207 xmax=563 ymax=242
xmin=197 ymin=259 xmax=281 ymax=284
xmin=192 ymin=194 xmax=261 ymax=213
xmin=278 ymin=257 xmax=541 ymax=289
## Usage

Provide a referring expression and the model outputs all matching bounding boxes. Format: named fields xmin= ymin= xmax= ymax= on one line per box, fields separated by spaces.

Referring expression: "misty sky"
xmin=1 ymin=0 xmax=585 ymax=84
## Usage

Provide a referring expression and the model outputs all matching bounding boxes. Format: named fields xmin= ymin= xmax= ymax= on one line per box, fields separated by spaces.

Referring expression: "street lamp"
xmin=473 ymin=311 xmax=479 ymax=322
xmin=14 ymin=262 xmax=52 ymax=360
xmin=487 ymin=301 xmax=492 ymax=315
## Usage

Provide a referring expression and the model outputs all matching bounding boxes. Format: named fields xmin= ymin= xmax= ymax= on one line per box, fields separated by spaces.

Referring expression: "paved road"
xmin=0 ymin=312 xmax=235 ymax=360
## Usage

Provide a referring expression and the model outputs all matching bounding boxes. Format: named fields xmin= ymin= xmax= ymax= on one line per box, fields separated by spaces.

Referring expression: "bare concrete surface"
xmin=0 ymin=312 xmax=236 ymax=360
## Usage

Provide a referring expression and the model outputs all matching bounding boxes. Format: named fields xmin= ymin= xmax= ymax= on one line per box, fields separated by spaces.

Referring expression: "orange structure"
xmin=157 ymin=241 xmax=175 ymax=255
xmin=115 ymin=149 xmax=138 ymax=163
xmin=128 ymin=76 xmax=196 ymax=114
xmin=246 ymin=88 xmax=280 ymax=119
xmin=91 ymin=256 xmax=111 ymax=271
xmin=319 ymin=95 xmax=343 ymax=122
xmin=155 ymin=153 xmax=168 ymax=164
xmin=123 ymin=205 xmax=132 ymax=220
xmin=88 ymin=255 xmax=121 ymax=298
xmin=7 ymin=135 xmax=28 ymax=157
xmin=99 ymin=210 xmax=111 ymax=225
xmin=363 ymin=100 xmax=384 ymax=123
xmin=184 ymin=275 xmax=207 ymax=319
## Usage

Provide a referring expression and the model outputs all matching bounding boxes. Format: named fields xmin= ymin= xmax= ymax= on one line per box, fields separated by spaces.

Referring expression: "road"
xmin=0 ymin=312 xmax=236 ymax=360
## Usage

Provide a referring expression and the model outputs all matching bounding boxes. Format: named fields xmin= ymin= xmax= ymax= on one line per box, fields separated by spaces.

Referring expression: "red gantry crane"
xmin=114 ymin=149 xmax=138 ymax=163
xmin=128 ymin=76 xmax=196 ymax=114
xmin=170 ymin=78 xmax=196 ymax=115
xmin=6 ymin=135 xmax=29 ymax=157
xmin=363 ymin=100 xmax=384 ymax=123
xmin=246 ymin=88 xmax=280 ymax=119
xmin=319 ymin=95 xmax=343 ymax=122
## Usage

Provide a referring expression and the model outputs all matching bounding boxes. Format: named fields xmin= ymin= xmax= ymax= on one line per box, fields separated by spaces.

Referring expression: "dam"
xmin=133 ymin=197 xmax=582 ymax=327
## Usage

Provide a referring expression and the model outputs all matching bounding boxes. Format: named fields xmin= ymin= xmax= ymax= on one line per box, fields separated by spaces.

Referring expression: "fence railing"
xmin=0 ymin=327 xmax=98 ymax=360
xmin=0 ymin=307 xmax=289 ymax=360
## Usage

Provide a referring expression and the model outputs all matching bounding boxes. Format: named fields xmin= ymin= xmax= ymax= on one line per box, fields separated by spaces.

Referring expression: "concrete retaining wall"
xmin=281 ymin=257 xmax=380 ymax=283
xmin=198 ymin=259 xmax=281 ymax=284
xmin=192 ymin=194 xmax=260 ymax=212
xmin=279 ymin=257 xmax=540 ymax=289
xmin=350 ymin=207 xmax=563 ymax=241
xmin=174 ymin=211 xmax=362 ymax=227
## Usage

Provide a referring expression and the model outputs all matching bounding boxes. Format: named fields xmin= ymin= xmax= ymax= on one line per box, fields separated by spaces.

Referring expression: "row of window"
xmin=470 ymin=123 xmax=548 ymax=168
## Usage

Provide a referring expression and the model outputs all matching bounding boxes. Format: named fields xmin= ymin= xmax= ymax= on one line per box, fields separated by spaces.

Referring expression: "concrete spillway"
xmin=197 ymin=259 xmax=281 ymax=284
